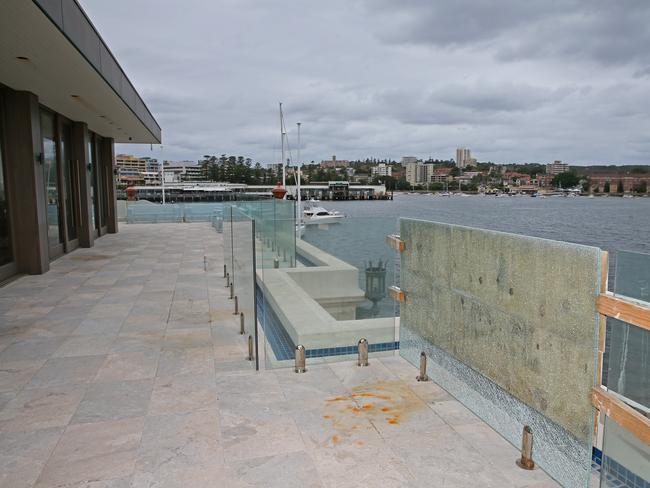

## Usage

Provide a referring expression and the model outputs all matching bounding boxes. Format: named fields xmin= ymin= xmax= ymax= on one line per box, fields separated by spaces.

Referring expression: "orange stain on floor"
xmin=326 ymin=396 xmax=348 ymax=402
xmin=322 ymin=380 xmax=424 ymax=447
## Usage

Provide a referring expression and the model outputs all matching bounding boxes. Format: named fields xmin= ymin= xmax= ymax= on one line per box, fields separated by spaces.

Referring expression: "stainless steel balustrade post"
xmin=225 ymin=272 xmax=230 ymax=287
xmin=357 ymin=338 xmax=369 ymax=367
xmin=295 ymin=345 xmax=306 ymax=373
xmin=223 ymin=264 xmax=227 ymax=278
xmin=416 ymin=351 xmax=429 ymax=381
xmin=516 ymin=425 xmax=535 ymax=470
xmin=239 ymin=312 xmax=245 ymax=335
xmin=229 ymin=282 xmax=234 ymax=300
xmin=247 ymin=335 xmax=254 ymax=361
xmin=233 ymin=296 xmax=239 ymax=315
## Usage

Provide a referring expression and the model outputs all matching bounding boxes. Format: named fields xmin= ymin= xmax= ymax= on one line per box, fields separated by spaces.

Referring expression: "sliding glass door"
xmin=40 ymin=109 xmax=63 ymax=258
xmin=59 ymin=120 xmax=78 ymax=247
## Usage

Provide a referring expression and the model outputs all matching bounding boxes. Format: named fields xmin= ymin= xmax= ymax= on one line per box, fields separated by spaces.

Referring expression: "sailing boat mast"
xmin=296 ymin=122 xmax=302 ymax=229
xmin=279 ymin=102 xmax=286 ymax=187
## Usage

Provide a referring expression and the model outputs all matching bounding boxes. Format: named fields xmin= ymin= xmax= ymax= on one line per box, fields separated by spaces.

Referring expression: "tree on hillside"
xmin=514 ymin=163 xmax=546 ymax=176
xmin=604 ymin=181 xmax=610 ymax=193
xmin=551 ymin=171 xmax=579 ymax=188
xmin=617 ymin=180 xmax=624 ymax=193
xmin=395 ymin=178 xmax=410 ymax=190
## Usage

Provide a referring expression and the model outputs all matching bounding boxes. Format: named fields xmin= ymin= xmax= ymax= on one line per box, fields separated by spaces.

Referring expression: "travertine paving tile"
xmin=94 ymin=351 xmax=160 ymax=382
xmin=220 ymin=407 xmax=304 ymax=463
xmin=0 ymin=385 xmax=85 ymax=432
xmin=0 ymin=224 xmax=563 ymax=488
xmin=73 ymin=317 xmax=125 ymax=336
xmin=26 ymin=355 xmax=106 ymax=389
xmin=157 ymin=346 xmax=214 ymax=377
xmin=231 ymin=451 xmax=324 ymax=488
xmin=52 ymin=335 xmax=116 ymax=358
xmin=0 ymin=359 xmax=46 ymax=392
xmin=134 ymin=408 xmax=222 ymax=477
xmin=0 ymin=426 xmax=64 ymax=488
xmin=0 ymin=338 xmax=66 ymax=363
xmin=148 ymin=373 xmax=216 ymax=416
xmin=35 ymin=417 xmax=145 ymax=487
xmin=71 ymin=379 xmax=154 ymax=424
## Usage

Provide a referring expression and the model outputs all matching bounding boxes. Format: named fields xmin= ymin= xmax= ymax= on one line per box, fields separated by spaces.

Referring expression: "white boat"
xmin=303 ymin=206 xmax=344 ymax=225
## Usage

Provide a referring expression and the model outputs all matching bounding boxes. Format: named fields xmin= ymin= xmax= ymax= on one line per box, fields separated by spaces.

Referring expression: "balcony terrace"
xmin=0 ymin=222 xmax=563 ymax=488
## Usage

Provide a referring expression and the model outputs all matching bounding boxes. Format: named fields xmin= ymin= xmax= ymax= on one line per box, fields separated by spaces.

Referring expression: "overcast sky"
xmin=79 ymin=0 xmax=650 ymax=166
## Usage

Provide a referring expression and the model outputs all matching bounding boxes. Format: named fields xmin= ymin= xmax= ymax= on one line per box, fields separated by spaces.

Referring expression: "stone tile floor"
xmin=0 ymin=223 xmax=562 ymax=487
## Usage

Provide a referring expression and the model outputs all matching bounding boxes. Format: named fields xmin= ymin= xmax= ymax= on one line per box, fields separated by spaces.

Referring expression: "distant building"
xmin=429 ymin=167 xmax=453 ymax=183
xmin=165 ymin=161 xmax=205 ymax=182
xmin=320 ymin=155 xmax=349 ymax=168
xmin=535 ymin=175 xmax=554 ymax=189
xmin=405 ymin=162 xmax=422 ymax=185
xmin=588 ymin=174 xmax=650 ymax=193
xmin=401 ymin=156 xmax=418 ymax=165
xmin=455 ymin=148 xmax=476 ymax=169
xmin=502 ymin=172 xmax=532 ymax=187
xmin=143 ymin=157 xmax=160 ymax=173
xmin=115 ymin=154 xmax=149 ymax=185
xmin=371 ymin=163 xmax=392 ymax=177
xmin=546 ymin=160 xmax=569 ymax=175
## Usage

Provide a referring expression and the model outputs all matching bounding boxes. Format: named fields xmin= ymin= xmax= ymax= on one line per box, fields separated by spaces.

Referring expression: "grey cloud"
xmin=365 ymin=0 xmax=650 ymax=67
xmin=85 ymin=0 xmax=650 ymax=165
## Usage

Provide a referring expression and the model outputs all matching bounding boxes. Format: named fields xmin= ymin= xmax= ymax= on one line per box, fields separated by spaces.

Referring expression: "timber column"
xmin=3 ymin=90 xmax=49 ymax=274
xmin=100 ymin=137 xmax=118 ymax=234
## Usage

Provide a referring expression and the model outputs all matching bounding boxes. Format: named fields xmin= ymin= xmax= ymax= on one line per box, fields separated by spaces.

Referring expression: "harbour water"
xmin=300 ymin=194 xmax=650 ymax=317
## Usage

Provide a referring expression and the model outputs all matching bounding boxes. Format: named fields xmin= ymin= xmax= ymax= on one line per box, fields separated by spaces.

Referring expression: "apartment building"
xmin=546 ymin=160 xmax=569 ymax=175
xmin=371 ymin=163 xmax=392 ymax=177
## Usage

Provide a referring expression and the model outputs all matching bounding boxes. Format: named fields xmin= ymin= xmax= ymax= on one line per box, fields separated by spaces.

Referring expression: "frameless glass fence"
xmin=126 ymin=202 xmax=226 ymax=223
xmin=256 ymin=216 xmax=399 ymax=369
xmin=230 ymin=208 xmax=258 ymax=369
xmin=600 ymin=416 xmax=650 ymax=488
xmin=606 ymin=250 xmax=650 ymax=412
xmin=398 ymin=219 xmax=602 ymax=488
xmin=221 ymin=202 xmax=400 ymax=369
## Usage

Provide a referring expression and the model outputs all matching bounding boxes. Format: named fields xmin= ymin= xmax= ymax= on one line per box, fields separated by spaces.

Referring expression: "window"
xmin=40 ymin=109 xmax=62 ymax=250
xmin=0 ymin=97 xmax=11 ymax=267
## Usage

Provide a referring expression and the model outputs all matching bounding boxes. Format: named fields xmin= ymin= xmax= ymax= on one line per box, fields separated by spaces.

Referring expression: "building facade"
xmin=400 ymin=156 xmax=418 ymax=165
xmin=0 ymin=0 xmax=160 ymax=281
xmin=371 ymin=163 xmax=392 ymax=177
xmin=320 ymin=155 xmax=349 ymax=168
xmin=405 ymin=162 xmax=421 ymax=185
xmin=164 ymin=162 xmax=205 ymax=183
xmin=456 ymin=148 xmax=476 ymax=169
xmin=588 ymin=174 xmax=650 ymax=193
xmin=546 ymin=160 xmax=569 ymax=175
xmin=116 ymin=154 xmax=149 ymax=185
